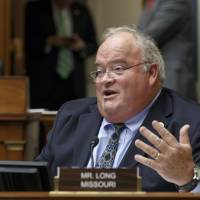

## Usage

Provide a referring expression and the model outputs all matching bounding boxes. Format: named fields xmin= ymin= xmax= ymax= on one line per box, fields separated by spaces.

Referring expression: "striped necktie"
xmin=96 ymin=124 xmax=125 ymax=168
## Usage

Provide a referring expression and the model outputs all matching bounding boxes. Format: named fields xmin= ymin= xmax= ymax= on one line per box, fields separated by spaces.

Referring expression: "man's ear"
xmin=148 ymin=63 xmax=159 ymax=85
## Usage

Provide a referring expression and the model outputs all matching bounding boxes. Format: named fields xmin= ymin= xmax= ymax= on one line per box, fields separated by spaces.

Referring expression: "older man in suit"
xmin=138 ymin=0 xmax=196 ymax=100
xmin=36 ymin=26 xmax=200 ymax=192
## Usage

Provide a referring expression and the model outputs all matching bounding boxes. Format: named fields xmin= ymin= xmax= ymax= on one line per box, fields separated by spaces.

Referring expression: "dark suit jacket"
xmin=25 ymin=0 xmax=97 ymax=110
xmin=36 ymin=88 xmax=200 ymax=191
xmin=138 ymin=0 xmax=196 ymax=100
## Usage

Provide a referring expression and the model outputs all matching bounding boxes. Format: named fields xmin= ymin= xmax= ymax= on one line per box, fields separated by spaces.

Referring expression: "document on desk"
xmin=28 ymin=109 xmax=57 ymax=115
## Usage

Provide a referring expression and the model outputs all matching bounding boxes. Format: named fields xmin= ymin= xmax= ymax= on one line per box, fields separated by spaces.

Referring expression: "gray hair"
xmin=101 ymin=25 xmax=166 ymax=82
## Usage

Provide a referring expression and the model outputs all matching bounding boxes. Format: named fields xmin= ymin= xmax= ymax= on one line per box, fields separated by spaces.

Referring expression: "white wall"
xmin=87 ymin=0 xmax=142 ymax=40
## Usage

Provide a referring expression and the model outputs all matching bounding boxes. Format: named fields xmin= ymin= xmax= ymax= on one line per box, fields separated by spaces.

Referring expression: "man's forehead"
xmin=103 ymin=31 xmax=134 ymax=43
xmin=96 ymin=32 xmax=138 ymax=62
xmin=99 ymin=32 xmax=135 ymax=51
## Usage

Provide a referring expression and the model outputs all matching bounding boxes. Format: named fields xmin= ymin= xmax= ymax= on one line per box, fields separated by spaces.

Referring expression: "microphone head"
xmin=90 ymin=137 xmax=99 ymax=147
xmin=90 ymin=137 xmax=99 ymax=168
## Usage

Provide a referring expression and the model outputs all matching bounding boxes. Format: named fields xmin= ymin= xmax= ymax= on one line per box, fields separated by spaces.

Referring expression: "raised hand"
xmin=134 ymin=120 xmax=194 ymax=186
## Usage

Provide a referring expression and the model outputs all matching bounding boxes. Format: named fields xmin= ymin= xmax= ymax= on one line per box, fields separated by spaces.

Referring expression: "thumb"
xmin=179 ymin=124 xmax=190 ymax=144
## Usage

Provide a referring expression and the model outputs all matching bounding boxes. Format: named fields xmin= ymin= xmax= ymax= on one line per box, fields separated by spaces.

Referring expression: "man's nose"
xmin=102 ymin=71 xmax=114 ymax=79
xmin=101 ymin=72 xmax=115 ymax=83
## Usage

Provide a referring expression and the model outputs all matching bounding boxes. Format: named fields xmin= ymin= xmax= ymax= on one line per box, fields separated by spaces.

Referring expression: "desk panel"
xmin=0 ymin=113 xmax=39 ymax=160
xmin=0 ymin=192 xmax=200 ymax=200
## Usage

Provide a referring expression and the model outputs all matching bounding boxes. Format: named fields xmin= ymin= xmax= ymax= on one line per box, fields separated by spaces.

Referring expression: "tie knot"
xmin=113 ymin=123 xmax=125 ymax=136
xmin=114 ymin=123 xmax=125 ymax=130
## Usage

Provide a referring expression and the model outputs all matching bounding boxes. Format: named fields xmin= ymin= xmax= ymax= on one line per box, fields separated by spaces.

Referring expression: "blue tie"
xmin=96 ymin=124 xmax=125 ymax=168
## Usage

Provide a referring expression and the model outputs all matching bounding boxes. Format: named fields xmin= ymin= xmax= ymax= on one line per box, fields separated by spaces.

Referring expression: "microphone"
xmin=90 ymin=137 xmax=99 ymax=168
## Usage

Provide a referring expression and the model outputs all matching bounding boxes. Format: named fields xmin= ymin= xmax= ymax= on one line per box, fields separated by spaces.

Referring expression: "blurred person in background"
xmin=25 ymin=0 xmax=97 ymax=110
xmin=138 ymin=0 xmax=197 ymax=100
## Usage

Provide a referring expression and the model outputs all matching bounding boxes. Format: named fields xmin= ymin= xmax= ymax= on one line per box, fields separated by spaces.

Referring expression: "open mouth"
xmin=103 ymin=90 xmax=118 ymax=97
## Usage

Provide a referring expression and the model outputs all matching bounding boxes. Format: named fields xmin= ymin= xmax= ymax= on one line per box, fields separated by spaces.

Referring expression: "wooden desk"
xmin=0 ymin=77 xmax=29 ymax=115
xmin=0 ymin=76 xmax=41 ymax=160
xmin=28 ymin=113 xmax=56 ymax=150
xmin=40 ymin=114 xmax=55 ymax=140
xmin=0 ymin=113 xmax=39 ymax=160
xmin=0 ymin=191 xmax=200 ymax=200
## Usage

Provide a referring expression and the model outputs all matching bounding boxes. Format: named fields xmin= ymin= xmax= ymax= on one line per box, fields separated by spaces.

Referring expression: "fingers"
xmin=135 ymin=139 xmax=161 ymax=160
xmin=152 ymin=120 xmax=178 ymax=147
xmin=179 ymin=124 xmax=190 ymax=144
xmin=134 ymin=154 xmax=157 ymax=170
xmin=136 ymin=120 xmax=191 ymax=158
xmin=136 ymin=121 xmax=190 ymax=161
xmin=135 ymin=121 xmax=193 ymax=185
xmin=139 ymin=126 xmax=166 ymax=152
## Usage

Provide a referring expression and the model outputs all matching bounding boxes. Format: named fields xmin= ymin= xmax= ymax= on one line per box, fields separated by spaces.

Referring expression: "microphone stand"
xmin=90 ymin=137 xmax=99 ymax=168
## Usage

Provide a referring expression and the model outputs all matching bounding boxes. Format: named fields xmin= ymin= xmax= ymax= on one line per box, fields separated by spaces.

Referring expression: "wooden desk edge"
xmin=50 ymin=191 xmax=145 ymax=197
xmin=0 ymin=191 xmax=199 ymax=199
xmin=49 ymin=191 xmax=200 ymax=198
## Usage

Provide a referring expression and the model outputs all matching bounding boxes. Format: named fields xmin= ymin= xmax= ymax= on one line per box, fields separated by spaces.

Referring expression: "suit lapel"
xmin=73 ymin=105 xmax=102 ymax=167
xmin=119 ymin=88 xmax=173 ymax=168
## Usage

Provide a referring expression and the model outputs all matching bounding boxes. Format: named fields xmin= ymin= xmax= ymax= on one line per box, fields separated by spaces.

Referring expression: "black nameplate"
xmin=55 ymin=168 xmax=141 ymax=191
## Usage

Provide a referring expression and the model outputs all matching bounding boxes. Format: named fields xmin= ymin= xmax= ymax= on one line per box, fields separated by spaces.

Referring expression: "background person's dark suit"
xmin=36 ymin=88 xmax=200 ymax=191
xmin=25 ymin=0 xmax=97 ymax=110
xmin=138 ymin=0 xmax=196 ymax=100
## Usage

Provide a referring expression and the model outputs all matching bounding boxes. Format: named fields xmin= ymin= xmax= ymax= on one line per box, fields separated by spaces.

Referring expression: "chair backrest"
xmin=0 ymin=76 xmax=29 ymax=114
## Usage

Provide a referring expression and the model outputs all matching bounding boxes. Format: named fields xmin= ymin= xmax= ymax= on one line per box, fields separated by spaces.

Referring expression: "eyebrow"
xmin=95 ymin=59 xmax=128 ymax=67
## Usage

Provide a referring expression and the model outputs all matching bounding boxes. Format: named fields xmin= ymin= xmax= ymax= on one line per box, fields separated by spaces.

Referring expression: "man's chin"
xmin=102 ymin=103 xmax=119 ymax=115
xmin=98 ymin=100 xmax=120 ymax=114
